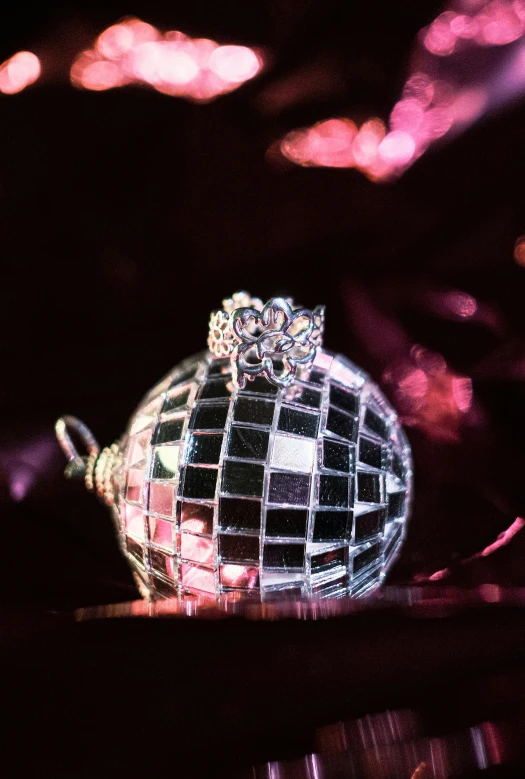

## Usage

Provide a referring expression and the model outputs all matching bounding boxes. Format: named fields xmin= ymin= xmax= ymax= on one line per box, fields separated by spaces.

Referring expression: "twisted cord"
xmin=85 ymin=443 xmax=120 ymax=506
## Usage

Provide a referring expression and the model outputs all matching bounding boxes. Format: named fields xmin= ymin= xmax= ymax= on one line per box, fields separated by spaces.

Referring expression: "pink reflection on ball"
xmin=126 ymin=467 xmax=144 ymax=502
xmin=123 ymin=505 xmax=145 ymax=540
xmin=148 ymin=482 xmax=174 ymax=516
xmin=180 ymin=518 xmax=207 ymax=534
xmin=0 ymin=51 xmax=41 ymax=95
xmin=148 ymin=517 xmax=175 ymax=550
xmin=180 ymin=533 xmax=214 ymax=565
xmin=220 ymin=564 xmax=260 ymax=589
xmin=181 ymin=564 xmax=215 ymax=593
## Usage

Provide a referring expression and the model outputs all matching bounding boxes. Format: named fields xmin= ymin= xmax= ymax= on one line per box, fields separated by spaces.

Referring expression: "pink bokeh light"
xmin=278 ymin=0 xmax=525 ymax=180
xmin=383 ymin=345 xmax=473 ymax=441
xmin=0 ymin=51 xmax=40 ymax=95
xmin=423 ymin=2 xmax=525 ymax=56
xmin=71 ymin=17 xmax=263 ymax=102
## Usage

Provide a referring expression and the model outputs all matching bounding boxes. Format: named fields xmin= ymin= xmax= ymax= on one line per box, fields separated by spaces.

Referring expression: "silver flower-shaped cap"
xmin=208 ymin=293 xmax=325 ymax=389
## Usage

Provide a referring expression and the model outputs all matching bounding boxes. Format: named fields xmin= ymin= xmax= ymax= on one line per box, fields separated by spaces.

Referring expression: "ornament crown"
xmin=207 ymin=292 xmax=325 ymax=389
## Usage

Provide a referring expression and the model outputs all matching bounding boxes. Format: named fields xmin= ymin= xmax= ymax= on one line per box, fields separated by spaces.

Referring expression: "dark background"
xmin=2 ymin=0 xmax=524 ymax=607
xmin=2 ymin=1 xmax=525 ymax=775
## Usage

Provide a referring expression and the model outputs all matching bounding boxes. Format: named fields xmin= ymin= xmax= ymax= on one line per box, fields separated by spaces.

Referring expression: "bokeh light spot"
xmin=0 ymin=51 xmax=41 ymax=95
xmin=514 ymin=236 xmax=525 ymax=265
xmin=378 ymin=130 xmax=416 ymax=166
xmin=208 ymin=45 xmax=261 ymax=83
xmin=71 ymin=17 xmax=263 ymax=102
xmin=275 ymin=1 xmax=525 ymax=179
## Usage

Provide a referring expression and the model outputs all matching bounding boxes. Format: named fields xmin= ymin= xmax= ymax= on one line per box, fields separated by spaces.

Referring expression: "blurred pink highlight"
xmin=208 ymin=45 xmax=261 ymax=82
xmin=384 ymin=346 xmax=473 ymax=441
xmin=378 ymin=131 xmax=416 ymax=166
xmin=71 ymin=17 xmax=263 ymax=101
xmin=423 ymin=1 xmax=525 ymax=56
xmin=0 ymin=51 xmax=40 ymax=95
xmin=279 ymin=0 xmax=525 ymax=179
xmin=181 ymin=564 xmax=215 ymax=593
xmin=422 ymin=289 xmax=479 ymax=319
xmin=127 ymin=430 xmax=152 ymax=466
xmin=422 ymin=517 xmax=525 ymax=583
xmin=123 ymin=505 xmax=145 ymax=539
xmin=281 ymin=117 xmax=389 ymax=179
xmin=126 ymin=468 xmax=144 ymax=502
xmin=424 ymin=12 xmax=459 ymax=56
xmin=481 ymin=517 xmax=525 ymax=554
xmin=180 ymin=518 xmax=207 ymax=534
xmin=220 ymin=564 xmax=260 ymax=589
xmin=180 ymin=533 xmax=214 ymax=565
xmin=148 ymin=482 xmax=174 ymax=516
xmin=446 ymin=291 xmax=478 ymax=317
xmin=10 ymin=467 xmax=36 ymax=502
xmin=148 ymin=517 xmax=174 ymax=550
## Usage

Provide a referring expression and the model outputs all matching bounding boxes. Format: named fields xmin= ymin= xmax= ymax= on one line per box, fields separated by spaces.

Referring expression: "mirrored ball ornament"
xmin=56 ymin=293 xmax=412 ymax=599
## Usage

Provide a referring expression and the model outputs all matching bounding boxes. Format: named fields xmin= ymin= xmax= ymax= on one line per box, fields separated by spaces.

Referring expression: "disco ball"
xmin=57 ymin=294 xmax=412 ymax=599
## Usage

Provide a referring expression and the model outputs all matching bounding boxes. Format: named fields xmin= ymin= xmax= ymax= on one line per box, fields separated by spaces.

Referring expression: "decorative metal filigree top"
xmin=207 ymin=292 xmax=325 ymax=388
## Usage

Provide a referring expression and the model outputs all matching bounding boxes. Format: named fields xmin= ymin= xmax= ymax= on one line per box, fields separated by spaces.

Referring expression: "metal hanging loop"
xmin=55 ymin=415 xmax=100 ymax=480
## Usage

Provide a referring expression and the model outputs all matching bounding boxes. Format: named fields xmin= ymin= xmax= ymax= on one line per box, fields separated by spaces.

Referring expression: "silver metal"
xmin=55 ymin=291 xmax=413 ymax=601
xmin=55 ymin=415 xmax=100 ymax=460
xmin=208 ymin=292 xmax=325 ymax=389
xmin=55 ymin=415 xmax=100 ymax=479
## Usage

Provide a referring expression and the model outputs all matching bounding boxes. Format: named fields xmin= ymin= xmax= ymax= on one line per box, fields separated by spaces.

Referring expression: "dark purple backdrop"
xmin=2 ymin=1 xmax=525 ymax=776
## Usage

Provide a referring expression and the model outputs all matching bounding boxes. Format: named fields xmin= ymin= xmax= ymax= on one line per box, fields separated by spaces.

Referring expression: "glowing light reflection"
xmin=0 ymin=51 xmax=41 ymax=95
xmin=221 ymin=564 xmax=260 ymax=588
xmin=278 ymin=0 xmax=525 ymax=179
xmin=514 ymin=235 xmax=525 ymax=265
xmin=180 ymin=533 xmax=214 ymax=565
xmin=383 ymin=346 xmax=473 ymax=441
xmin=71 ymin=17 xmax=263 ymax=101
xmin=423 ymin=1 xmax=525 ymax=56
